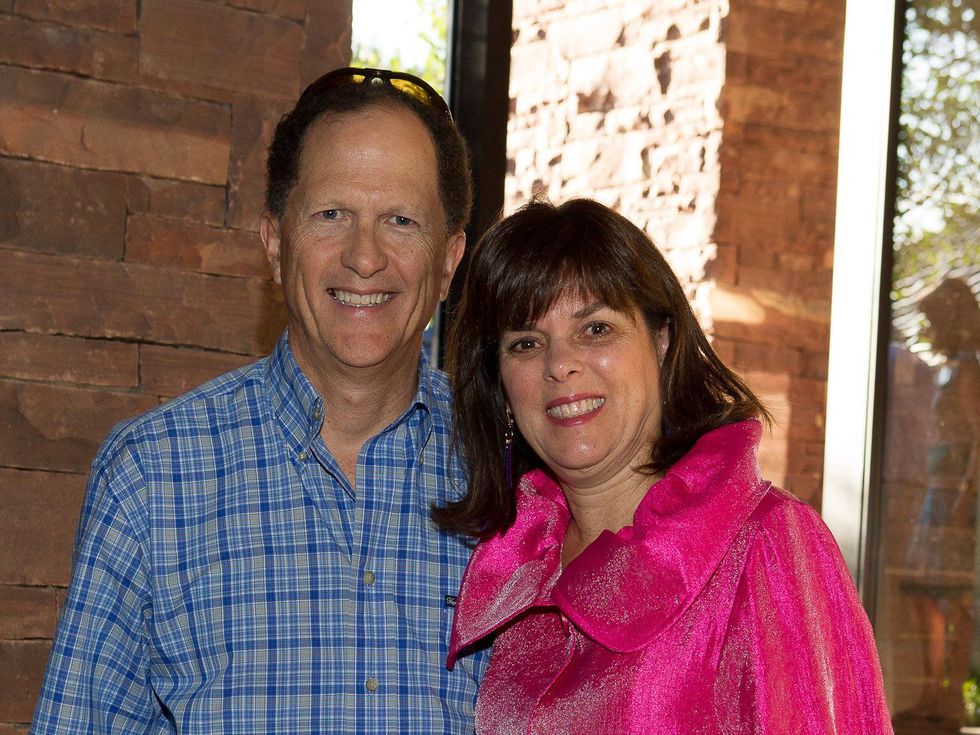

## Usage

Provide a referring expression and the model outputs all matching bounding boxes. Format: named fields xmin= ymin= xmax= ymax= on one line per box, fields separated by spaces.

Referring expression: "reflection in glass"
xmin=878 ymin=0 xmax=979 ymax=731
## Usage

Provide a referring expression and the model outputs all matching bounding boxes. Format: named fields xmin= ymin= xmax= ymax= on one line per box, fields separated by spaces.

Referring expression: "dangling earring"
xmin=504 ymin=406 xmax=515 ymax=489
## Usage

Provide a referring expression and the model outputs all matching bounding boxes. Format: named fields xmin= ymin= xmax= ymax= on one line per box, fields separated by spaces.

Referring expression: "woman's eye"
xmin=585 ymin=322 xmax=612 ymax=337
xmin=507 ymin=337 xmax=538 ymax=353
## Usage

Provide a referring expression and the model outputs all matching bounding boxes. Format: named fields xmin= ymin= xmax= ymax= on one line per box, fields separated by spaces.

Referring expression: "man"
xmin=32 ymin=68 xmax=488 ymax=733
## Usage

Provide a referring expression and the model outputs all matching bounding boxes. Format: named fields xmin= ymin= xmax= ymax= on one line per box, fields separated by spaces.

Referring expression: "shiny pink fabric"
xmin=448 ymin=421 xmax=893 ymax=734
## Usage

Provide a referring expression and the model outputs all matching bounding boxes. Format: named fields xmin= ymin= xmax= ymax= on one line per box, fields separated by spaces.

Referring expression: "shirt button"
xmin=312 ymin=405 xmax=322 ymax=420
xmin=365 ymin=677 xmax=379 ymax=692
xmin=362 ymin=571 xmax=376 ymax=586
xmin=297 ymin=450 xmax=308 ymax=462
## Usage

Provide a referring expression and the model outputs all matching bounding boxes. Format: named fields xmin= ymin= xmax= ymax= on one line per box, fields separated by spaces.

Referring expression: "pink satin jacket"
xmin=448 ymin=421 xmax=892 ymax=734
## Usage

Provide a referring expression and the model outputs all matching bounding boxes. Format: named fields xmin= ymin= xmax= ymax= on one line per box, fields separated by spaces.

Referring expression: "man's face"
xmin=261 ymin=105 xmax=465 ymax=379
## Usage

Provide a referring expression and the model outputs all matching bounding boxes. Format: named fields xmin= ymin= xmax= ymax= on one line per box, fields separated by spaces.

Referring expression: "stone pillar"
xmin=506 ymin=0 xmax=844 ymax=506
xmin=0 ymin=1 xmax=352 ymax=725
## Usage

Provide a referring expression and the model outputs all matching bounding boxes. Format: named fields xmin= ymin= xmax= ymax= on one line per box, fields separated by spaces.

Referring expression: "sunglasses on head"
xmin=300 ymin=66 xmax=452 ymax=120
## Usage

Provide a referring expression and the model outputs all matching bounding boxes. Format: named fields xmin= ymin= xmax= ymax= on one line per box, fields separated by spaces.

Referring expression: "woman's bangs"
xmin=493 ymin=236 xmax=638 ymax=333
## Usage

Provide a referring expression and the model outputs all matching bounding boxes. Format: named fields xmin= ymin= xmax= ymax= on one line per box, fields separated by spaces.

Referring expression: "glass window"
xmin=876 ymin=0 xmax=980 ymax=730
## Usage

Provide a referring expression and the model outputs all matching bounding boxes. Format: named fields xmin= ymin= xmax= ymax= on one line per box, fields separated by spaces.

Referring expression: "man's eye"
xmin=392 ymin=215 xmax=414 ymax=226
xmin=319 ymin=209 xmax=339 ymax=220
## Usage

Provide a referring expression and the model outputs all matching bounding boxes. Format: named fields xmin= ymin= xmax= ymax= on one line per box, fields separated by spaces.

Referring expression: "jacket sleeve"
xmin=31 ymin=433 xmax=159 ymax=734
xmin=716 ymin=495 xmax=893 ymax=734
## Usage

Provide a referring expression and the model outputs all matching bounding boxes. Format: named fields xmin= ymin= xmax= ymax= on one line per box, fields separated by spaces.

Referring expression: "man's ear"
xmin=439 ymin=231 xmax=466 ymax=301
xmin=259 ymin=213 xmax=282 ymax=285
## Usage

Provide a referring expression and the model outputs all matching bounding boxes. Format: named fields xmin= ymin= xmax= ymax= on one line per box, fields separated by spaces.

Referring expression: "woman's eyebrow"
xmin=572 ymin=302 xmax=605 ymax=319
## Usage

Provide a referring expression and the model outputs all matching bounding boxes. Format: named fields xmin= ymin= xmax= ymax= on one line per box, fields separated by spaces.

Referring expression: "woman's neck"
xmin=560 ymin=469 xmax=660 ymax=566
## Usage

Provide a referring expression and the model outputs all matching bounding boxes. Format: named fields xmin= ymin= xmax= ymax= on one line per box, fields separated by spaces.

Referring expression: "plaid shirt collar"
xmin=264 ymin=331 xmax=435 ymax=458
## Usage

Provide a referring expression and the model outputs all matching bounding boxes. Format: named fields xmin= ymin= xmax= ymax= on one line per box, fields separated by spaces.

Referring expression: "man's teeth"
xmin=330 ymin=289 xmax=392 ymax=306
xmin=546 ymin=397 xmax=605 ymax=419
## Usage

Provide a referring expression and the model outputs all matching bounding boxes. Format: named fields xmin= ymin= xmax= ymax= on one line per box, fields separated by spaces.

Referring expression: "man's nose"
xmin=341 ymin=221 xmax=388 ymax=277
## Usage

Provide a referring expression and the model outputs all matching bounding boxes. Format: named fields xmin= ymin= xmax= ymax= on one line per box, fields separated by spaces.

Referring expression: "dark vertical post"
xmin=437 ymin=0 xmax=513 ymax=365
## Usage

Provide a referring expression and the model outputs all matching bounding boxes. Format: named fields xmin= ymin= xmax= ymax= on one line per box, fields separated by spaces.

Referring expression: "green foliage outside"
xmin=351 ymin=0 xmax=449 ymax=96
xmin=892 ymin=0 xmax=979 ymax=300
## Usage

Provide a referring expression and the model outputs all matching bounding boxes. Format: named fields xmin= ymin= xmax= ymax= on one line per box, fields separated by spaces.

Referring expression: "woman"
xmin=437 ymin=198 xmax=892 ymax=733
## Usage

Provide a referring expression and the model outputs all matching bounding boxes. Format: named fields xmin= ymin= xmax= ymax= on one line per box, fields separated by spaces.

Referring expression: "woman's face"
xmin=499 ymin=292 xmax=669 ymax=491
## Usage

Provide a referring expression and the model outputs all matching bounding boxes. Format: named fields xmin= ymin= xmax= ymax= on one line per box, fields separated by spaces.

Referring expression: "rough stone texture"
xmin=0 ymin=14 xmax=138 ymax=83
xmin=0 ymin=4 xmax=351 ymax=726
xmin=0 ymin=66 xmax=230 ymax=184
xmin=0 ymin=249 xmax=286 ymax=355
xmin=125 ymin=214 xmax=268 ymax=278
xmin=0 ymin=157 xmax=128 ymax=259
xmin=0 ymin=469 xmax=86 ymax=586
xmin=507 ymin=0 xmax=845 ymax=503
xmin=14 ymin=0 xmax=137 ymax=34
xmin=125 ymin=177 xmax=226 ymax=228
xmin=0 ymin=642 xmax=49 ymax=723
xmin=139 ymin=0 xmax=305 ymax=99
xmin=0 ymin=379 xmax=159 ymax=474
xmin=0 ymin=333 xmax=138 ymax=387
xmin=0 ymin=587 xmax=60 ymax=640
xmin=141 ymin=344 xmax=256 ymax=399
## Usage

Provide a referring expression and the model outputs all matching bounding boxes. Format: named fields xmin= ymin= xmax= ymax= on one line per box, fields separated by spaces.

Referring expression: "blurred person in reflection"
xmin=904 ymin=276 xmax=980 ymax=719
xmin=438 ymin=198 xmax=892 ymax=733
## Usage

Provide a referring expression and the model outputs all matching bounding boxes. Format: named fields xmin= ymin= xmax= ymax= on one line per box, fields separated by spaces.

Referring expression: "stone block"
xmin=0 ymin=158 xmax=127 ymax=259
xmin=0 ymin=586 xmax=59 ymax=639
xmin=125 ymin=214 xmax=268 ymax=278
xmin=300 ymin=2 xmax=352 ymax=88
xmin=0 ymin=469 xmax=85 ymax=586
xmin=14 ymin=0 xmax=136 ymax=33
xmin=738 ymin=264 xmax=832 ymax=302
xmin=0 ymin=640 xmax=49 ymax=723
xmin=125 ymin=176 xmax=226 ymax=228
xmin=228 ymin=0 xmax=306 ymax=20
xmin=0 ymin=66 xmax=230 ymax=184
xmin=228 ymin=97 xmax=291 ymax=230
xmin=733 ymin=341 xmax=802 ymax=374
xmin=705 ymin=242 xmax=737 ymax=284
xmin=0 ymin=14 xmax=137 ymax=83
xmin=0 ymin=250 xmax=286 ymax=355
xmin=140 ymin=345 xmax=255 ymax=398
xmin=0 ymin=380 xmax=158 ymax=474
xmin=724 ymin=6 xmax=843 ymax=64
xmin=0 ymin=333 xmax=138 ymax=387
xmin=140 ymin=0 xmax=304 ymax=99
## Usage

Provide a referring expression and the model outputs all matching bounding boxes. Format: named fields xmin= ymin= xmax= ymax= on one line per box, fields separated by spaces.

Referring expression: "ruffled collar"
xmin=448 ymin=420 xmax=770 ymax=665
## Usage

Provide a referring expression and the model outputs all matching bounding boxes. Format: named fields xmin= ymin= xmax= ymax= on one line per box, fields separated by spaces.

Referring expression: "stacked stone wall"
xmin=0 ymin=1 xmax=351 ymax=727
xmin=506 ymin=0 xmax=845 ymax=505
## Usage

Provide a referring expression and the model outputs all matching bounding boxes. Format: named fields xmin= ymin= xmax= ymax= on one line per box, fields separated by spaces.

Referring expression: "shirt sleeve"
xmin=716 ymin=496 xmax=894 ymax=734
xmin=31 ymin=433 xmax=159 ymax=734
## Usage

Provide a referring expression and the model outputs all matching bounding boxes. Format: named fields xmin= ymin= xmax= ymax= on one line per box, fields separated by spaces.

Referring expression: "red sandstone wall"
xmin=506 ymin=0 xmax=845 ymax=507
xmin=0 ymin=1 xmax=351 ymax=727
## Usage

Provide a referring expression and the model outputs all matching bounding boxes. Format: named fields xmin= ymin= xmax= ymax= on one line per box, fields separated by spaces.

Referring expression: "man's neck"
xmin=290 ymin=337 xmax=422 ymax=487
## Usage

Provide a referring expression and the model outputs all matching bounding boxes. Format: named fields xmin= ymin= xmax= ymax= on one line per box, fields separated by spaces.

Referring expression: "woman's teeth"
xmin=546 ymin=397 xmax=605 ymax=419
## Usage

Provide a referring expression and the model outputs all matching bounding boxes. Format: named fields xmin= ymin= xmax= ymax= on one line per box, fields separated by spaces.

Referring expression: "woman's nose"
xmin=544 ymin=342 xmax=582 ymax=382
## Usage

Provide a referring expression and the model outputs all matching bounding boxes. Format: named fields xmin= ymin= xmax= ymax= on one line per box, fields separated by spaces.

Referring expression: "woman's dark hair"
xmin=434 ymin=197 xmax=770 ymax=538
xmin=265 ymin=73 xmax=472 ymax=234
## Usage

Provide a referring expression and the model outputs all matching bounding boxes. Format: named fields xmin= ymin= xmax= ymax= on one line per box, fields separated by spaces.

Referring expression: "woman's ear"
xmin=655 ymin=326 xmax=670 ymax=368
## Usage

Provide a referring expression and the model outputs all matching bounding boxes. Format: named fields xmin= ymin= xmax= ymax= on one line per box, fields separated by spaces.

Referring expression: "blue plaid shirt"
xmin=32 ymin=333 xmax=488 ymax=734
